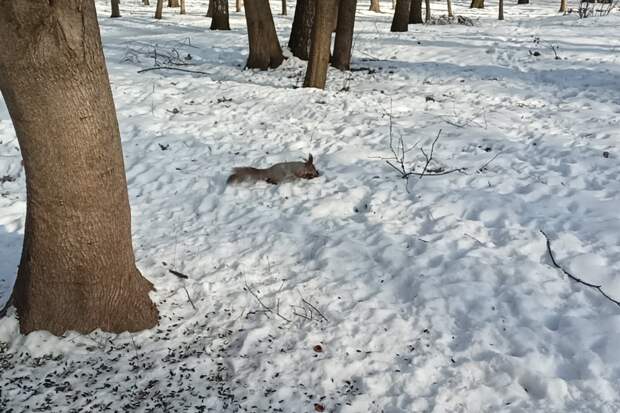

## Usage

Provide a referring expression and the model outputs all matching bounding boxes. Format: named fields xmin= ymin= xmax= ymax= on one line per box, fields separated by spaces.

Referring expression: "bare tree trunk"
xmin=143 ymin=0 xmax=150 ymax=5
xmin=409 ymin=0 xmax=423 ymax=23
xmin=517 ymin=0 xmax=529 ymax=4
xmin=211 ymin=0 xmax=231 ymax=29
xmin=470 ymin=0 xmax=484 ymax=8
xmin=155 ymin=0 xmax=164 ymax=18
xmin=332 ymin=0 xmax=357 ymax=70
xmin=289 ymin=0 xmax=316 ymax=61
xmin=282 ymin=0 xmax=287 ymax=15
xmin=559 ymin=0 xmax=567 ymax=12
xmin=236 ymin=0 xmax=243 ymax=12
xmin=169 ymin=0 xmax=179 ymax=6
xmin=245 ymin=0 xmax=284 ymax=69
xmin=304 ymin=0 xmax=338 ymax=89
xmin=180 ymin=0 xmax=186 ymax=14
xmin=499 ymin=0 xmax=504 ymax=19
xmin=424 ymin=0 xmax=430 ymax=21
xmin=207 ymin=0 xmax=214 ymax=16
xmin=393 ymin=0 xmax=396 ymax=8
xmin=111 ymin=0 xmax=121 ymax=17
xmin=392 ymin=0 xmax=412 ymax=31
xmin=447 ymin=0 xmax=453 ymax=17
xmin=0 ymin=0 xmax=159 ymax=336
xmin=369 ymin=0 xmax=381 ymax=12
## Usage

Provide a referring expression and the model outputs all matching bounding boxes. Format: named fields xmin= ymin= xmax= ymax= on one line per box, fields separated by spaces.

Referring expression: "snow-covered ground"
xmin=1 ymin=0 xmax=620 ymax=411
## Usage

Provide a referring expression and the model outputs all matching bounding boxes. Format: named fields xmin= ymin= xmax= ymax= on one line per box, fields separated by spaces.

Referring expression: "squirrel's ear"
xmin=307 ymin=153 xmax=313 ymax=164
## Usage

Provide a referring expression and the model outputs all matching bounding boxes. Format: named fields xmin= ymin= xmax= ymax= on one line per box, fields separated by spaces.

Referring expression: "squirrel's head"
xmin=302 ymin=153 xmax=320 ymax=179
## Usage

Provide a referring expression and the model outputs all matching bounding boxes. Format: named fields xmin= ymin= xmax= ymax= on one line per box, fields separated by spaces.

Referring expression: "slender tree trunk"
xmin=237 ymin=0 xmax=243 ymax=12
xmin=282 ymin=0 xmax=287 ymax=15
xmin=207 ymin=0 xmax=214 ymax=16
xmin=409 ymin=0 xmax=423 ymax=23
xmin=180 ymin=0 xmax=186 ymax=14
xmin=169 ymin=0 xmax=179 ymax=6
xmin=332 ymin=0 xmax=357 ymax=70
xmin=143 ymin=0 xmax=150 ymax=5
xmin=245 ymin=0 xmax=284 ymax=69
xmin=155 ymin=0 xmax=164 ymax=18
xmin=499 ymin=0 xmax=504 ymax=19
xmin=424 ymin=0 xmax=430 ymax=21
xmin=211 ymin=0 xmax=231 ymax=29
xmin=304 ymin=0 xmax=339 ymax=89
xmin=289 ymin=0 xmax=316 ymax=61
xmin=391 ymin=0 xmax=412 ymax=31
xmin=470 ymin=0 xmax=484 ymax=8
xmin=393 ymin=0 xmax=396 ymax=8
xmin=111 ymin=0 xmax=121 ymax=17
xmin=447 ymin=0 xmax=453 ymax=17
xmin=369 ymin=0 xmax=381 ymax=12
xmin=559 ymin=0 xmax=567 ymax=11
xmin=0 ymin=0 xmax=159 ymax=336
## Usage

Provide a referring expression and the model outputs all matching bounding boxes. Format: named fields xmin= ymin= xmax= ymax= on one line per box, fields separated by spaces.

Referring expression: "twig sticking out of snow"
xmin=540 ymin=230 xmax=620 ymax=308
xmin=137 ymin=66 xmax=211 ymax=76
xmin=244 ymin=279 xmax=292 ymax=323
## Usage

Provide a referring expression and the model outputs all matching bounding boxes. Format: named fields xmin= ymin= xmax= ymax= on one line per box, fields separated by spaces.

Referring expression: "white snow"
xmin=1 ymin=0 xmax=620 ymax=412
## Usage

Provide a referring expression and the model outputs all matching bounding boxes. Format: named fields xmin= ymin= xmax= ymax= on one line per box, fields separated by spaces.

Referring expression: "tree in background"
xmin=410 ymin=0 xmax=423 ymax=24
xmin=155 ymin=0 xmax=164 ymax=18
xmin=425 ymin=0 xmax=431 ymax=21
xmin=245 ymin=0 xmax=284 ymax=69
xmin=392 ymin=0 xmax=413 ymax=31
xmin=111 ymin=0 xmax=121 ymax=17
xmin=369 ymin=0 xmax=381 ymax=12
xmin=447 ymin=0 xmax=453 ymax=17
xmin=559 ymin=0 xmax=567 ymax=12
xmin=289 ymin=0 xmax=316 ymax=61
xmin=211 ymin=0 xmax=231 ymax=30
xmin=470 ymin=0 xmax=484 ymax=8
xmin=332 ymin=0 xmax=358 ymax=70
xmin=282 ymin=0 xmax=287 ymax=15
xmin=499 ymin=0 xmax=504 ymax=19
xmin=304 ymin=0 xmax=339 ymax=88
xmin=0 ymin=0 xmax=159 ymax=335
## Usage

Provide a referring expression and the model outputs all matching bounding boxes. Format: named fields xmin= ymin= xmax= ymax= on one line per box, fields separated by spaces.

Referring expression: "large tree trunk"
xmin=559 ymin=0 xmax=567 ymax=11
xmin=447 ymin=0 xmax=453 ymax=17
xmin=245 ymin=0 xmax=284 ymax=69
xmin=180 ymin=0 xmax=186 ymax=14
xmin=155 ymin=0 xmax=164 ymax=18
xmin=211 ymin=0 xmax=231 ymax=29
xmin=369 ymin=0 xmax=381 ymax=12
xmin=409 ymin=0 xmax=423 ymax=23
xmin=111 ymin=0 xmax=121 ymax=17
xmin=304 ymin=0 xmax=338 ymax=89
xmin=470 ymin=0 xmax=484 ymax=8
xmin=0 ymin=0 xmax=159 ymax=336
xmin=391 ymin=0 xmax=412 ymax=31
xmin=289 ymin=0 xmax=316 ymax=61
xmin=424 ymin=0 xmax=430 ymax=21
xmin=499 ymin=0 xmax=504 ymax=19
xmin=332 ymin=0 xmax=357 ymax=70
xmin=207 ymin=0 xmax=214 ymax=16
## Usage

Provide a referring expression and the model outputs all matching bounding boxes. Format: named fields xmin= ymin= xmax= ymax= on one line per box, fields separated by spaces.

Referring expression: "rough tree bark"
xmin=304 ymin=0 xmax=339 ymax=89
xmin=409 ymin=0 xmax=423 ymax=23
xmin=332 ymin=0 xmax=357 ymax=70
xmin=245 ymin=0 xmax=284 ymax=69
xmin=559 ymin=0 xmax=567 ymax=12
xmin=391 ymin=0 xmax=412 ymax=32
xmin=369 ymin=0 xmax=381 ymax=12
xmin=155 ymin=0 xmax=164 ymax=18
xmin=211 ymin=0 xmax=231 ymax=30
xmin=424 ymin=0 xmax=430 ymax=21
xmin=111 ymin=0 xmax=121 ymax=17
xmin=447 ymin=0 xmax=453 ymax=17
xmin=282 ymin=0 xmax=287 ymax=15
xmin=499 ymin=0 xmax=504 ymax=19
xmin=0 ymin=0 xmax=159 ymax=335
xmin=289 ymin=0 xmax=316 ymax=61
xmin=180 ymin=0 xmax=186 ymax=14
xmin=470 ymin=0 xmax=484 ymax=8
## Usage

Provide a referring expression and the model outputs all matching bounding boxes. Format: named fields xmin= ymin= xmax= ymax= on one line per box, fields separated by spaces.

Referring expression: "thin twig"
xmin=301 ymin=298 xmax=328 ymax=322
xmin=540 ymin=230 xmax=620 ymax=307
xmin=183 ymin=286 xmax=197 ymax=311
xmin=418 ymin=129 xmax=442 ymax=180
xmin=477 ymin=152 xmax=502 ymax=172
xmin=138 ymin=66 xmax=211 ymax=75
xmin=244 ymin=279 xmax=291 ymax=323
xmin=169 ymin=269 xmax=189 ymax=279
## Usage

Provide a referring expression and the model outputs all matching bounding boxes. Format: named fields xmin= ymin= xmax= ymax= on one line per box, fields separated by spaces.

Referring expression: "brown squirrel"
xmin=227 ymin=154 xmax=320 ymax=185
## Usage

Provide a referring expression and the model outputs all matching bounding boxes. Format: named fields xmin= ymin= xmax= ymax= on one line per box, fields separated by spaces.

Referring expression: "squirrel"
xmin=227 ymin=154 xmax=320 ymax=185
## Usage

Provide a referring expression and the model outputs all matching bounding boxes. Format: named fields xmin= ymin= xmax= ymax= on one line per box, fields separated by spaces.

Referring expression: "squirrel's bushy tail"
xmin=227 ymin=167 xmax=262 ymax=184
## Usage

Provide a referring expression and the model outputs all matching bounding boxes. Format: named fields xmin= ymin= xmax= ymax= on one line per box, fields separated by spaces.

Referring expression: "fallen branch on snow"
xmin=138 ymin=66 xmax=211 ymax=76
xmin=540 ymin=230 xmax=620 ymax=308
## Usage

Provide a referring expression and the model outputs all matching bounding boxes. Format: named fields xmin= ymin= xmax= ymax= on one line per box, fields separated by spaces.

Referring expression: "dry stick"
xmin=244 ymin=279 xmax=291 ymax=323
xmin=477 ymin=151 xmax=502 ymax=172
xmin=138 ymin=66 xmax=211 ymax=75
xmin=540 ymin=230 xmax=620 ymax=307
xmin=301 ymin=297 xmax=328 ymax=322
xmin=418 ymin=129 xmax=442 ymax=180
xmin=183 ymin=286 xmax=197 ymax=311
xmin=169 ymin=269 xmax=189 ymax=279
